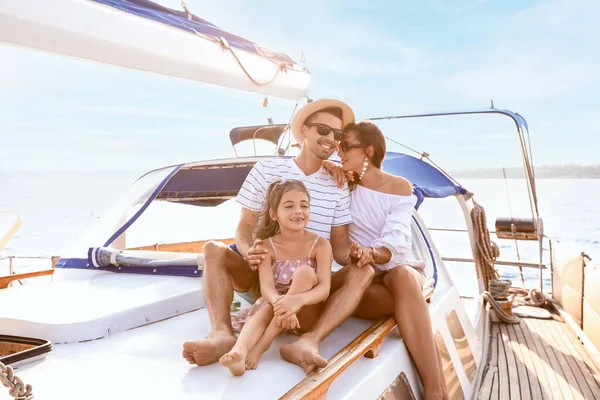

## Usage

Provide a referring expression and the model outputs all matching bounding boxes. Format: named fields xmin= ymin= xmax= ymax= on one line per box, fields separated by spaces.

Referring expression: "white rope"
xmin=482 ymin=291 xmax=520 ymax=324
xmin=471 ymin=202 xmax=548 ymax=324
xmin=0 ymin=360 xmax=33 ymax=400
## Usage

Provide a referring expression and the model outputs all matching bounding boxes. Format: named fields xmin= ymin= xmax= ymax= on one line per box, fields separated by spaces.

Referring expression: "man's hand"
xmin=322 ymin=160 xmax=354 ymax=188
xmin=246 ymin=239 xmax=269 ymax=271
xmin=273 ymin=294 xmax=303 ymax=320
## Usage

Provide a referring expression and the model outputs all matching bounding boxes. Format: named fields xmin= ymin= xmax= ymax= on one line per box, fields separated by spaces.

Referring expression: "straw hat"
xmin=291 ymin=99 xmax=355 ymax=144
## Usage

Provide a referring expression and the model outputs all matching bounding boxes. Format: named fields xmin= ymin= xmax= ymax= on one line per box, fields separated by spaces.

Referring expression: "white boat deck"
xmin=0 ymin=269 xmax=204 ymax=343
xmin=10 ymin=308 xmax=420 ymax=400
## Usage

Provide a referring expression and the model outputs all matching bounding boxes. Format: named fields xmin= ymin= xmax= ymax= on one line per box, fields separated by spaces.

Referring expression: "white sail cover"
xmin=0 ymin=0 xmax=311 ymax=99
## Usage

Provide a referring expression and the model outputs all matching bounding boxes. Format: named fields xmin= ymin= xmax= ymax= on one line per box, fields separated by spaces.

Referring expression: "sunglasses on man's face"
xmin=305 ymin=123 xmax=344 ymax=142
xmin=338 ymin=141 xmax=365 ymax=153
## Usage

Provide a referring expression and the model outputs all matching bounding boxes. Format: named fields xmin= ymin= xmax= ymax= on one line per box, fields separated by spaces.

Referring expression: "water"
xmin=1 ymin=171 xmax=598 ymax=294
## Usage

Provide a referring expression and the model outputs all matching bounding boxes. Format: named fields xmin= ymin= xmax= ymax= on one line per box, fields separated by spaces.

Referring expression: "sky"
xmin=1 ymin=0 xmax=599 ymax=172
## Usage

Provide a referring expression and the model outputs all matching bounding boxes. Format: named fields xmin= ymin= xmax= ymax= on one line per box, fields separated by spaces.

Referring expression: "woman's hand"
xmin=245 ymin=239 xmax=268 ymax=271
xmin=350 ymin=244 xmax=377 ymax=267
xmin=322 ymin=160 xmax=354 ymax=188
xmin=272 ymin=294 xmax=303 ymax=320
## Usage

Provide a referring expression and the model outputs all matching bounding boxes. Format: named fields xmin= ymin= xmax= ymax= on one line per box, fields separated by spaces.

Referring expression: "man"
xmin=182 ymin=99 xmax=375 ymax=374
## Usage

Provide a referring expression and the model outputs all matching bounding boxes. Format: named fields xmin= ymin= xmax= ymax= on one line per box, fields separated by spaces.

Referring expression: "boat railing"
xmin=0 ymin=255 xmax=60 ymax=270
xmin=428 ymin=226 xmax=551 ymax=271
xmin=0 ymin=255 xmax=59 ymax=288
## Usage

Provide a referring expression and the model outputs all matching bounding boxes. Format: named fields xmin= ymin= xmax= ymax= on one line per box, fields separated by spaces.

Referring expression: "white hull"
xmin=0 ymin=0 xmax=311 ymax=100
xmin=1 ymin=267 xmax=481 ymax=399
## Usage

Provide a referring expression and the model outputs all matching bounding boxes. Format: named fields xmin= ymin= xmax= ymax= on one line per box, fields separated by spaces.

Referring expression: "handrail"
xmin=0 ymin=269 xmax=54 ymax=289
xmin=442 ymin=256 xmax=546 ymax=269
xmin=280 ymin=283 xmax=435 ymax=399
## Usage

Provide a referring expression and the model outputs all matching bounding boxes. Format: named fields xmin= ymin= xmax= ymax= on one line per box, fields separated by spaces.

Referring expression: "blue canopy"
xmin=382 ymin=152 xmax=466 ymax=208
xmin=92 ymin=0 xmax=297 ymax=66
xmin=57 ymin=153 xmax=459 ymax=279
xmin=154 ymin=153 xmax=466 ymax=208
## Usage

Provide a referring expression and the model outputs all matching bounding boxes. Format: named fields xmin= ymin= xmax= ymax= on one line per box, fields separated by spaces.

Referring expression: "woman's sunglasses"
xmin=338 ymin=141 xmax=365 ymax=153
xmin=305 ymin=123 xmax=344 ymax=142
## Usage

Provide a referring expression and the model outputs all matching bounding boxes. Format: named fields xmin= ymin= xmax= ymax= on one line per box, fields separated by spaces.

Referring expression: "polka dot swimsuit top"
xmin=268 ymin=236 xmax=319 ymax=288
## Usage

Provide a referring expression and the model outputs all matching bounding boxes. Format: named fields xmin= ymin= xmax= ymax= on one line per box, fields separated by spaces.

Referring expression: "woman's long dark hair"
xmin=254 ymin=179 xmax=310 ymax=240
xmin=344 ymin=121 xmax=387 ymax=189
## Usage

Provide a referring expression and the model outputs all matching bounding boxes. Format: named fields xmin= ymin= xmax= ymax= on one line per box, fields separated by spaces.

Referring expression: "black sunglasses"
xmin=338 ymin=141 xmax=365 ymax=153
xmin=305 ymin=123 xmax=344 ymax=142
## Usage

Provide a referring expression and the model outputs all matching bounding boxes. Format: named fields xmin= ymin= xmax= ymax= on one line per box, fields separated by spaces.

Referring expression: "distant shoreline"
xmin=451 ymin=165 xmax=600 ymax=179
xmin=3 ymin=165 xmax=600 ymax=179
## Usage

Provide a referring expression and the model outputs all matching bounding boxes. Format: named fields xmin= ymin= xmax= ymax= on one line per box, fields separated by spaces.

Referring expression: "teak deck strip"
xmin=0 ymin=268 xmax=54 ymax=289
xmin=478 ymin=317 xmax=600 ymax=399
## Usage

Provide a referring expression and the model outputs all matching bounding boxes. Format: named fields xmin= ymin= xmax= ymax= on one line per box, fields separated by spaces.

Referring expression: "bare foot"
xmin=182 ymin=348 xmax=196 ymax=365
xmin=280 ymin=336 xmax=327 ymax=375
xmin=245 ymin=345 xmax=267 ymax=370
xmin=219 ymin=347 xmax=247 ymax=376
xmin=183 ymin=332 xmax=236 ymax=366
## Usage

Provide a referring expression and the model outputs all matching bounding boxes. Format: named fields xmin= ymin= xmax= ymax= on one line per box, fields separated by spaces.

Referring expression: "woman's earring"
xmin=359 ymin=157 xmax=368 ymax=180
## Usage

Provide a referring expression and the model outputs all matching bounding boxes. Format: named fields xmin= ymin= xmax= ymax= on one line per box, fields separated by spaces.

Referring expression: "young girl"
xmin=220 ymin=179 xmax=332 ymax=376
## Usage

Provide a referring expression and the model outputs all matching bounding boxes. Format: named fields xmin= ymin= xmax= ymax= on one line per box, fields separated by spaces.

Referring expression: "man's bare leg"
xmin=182 ymin=241 xmax=255 ymax=366
xmin=353 ymin=278 xmax=394 ymax=320
xmin=280 ymin=263 xmax=374 ymax=374
xmin=246 ymin=265 xmax=318 ymax=370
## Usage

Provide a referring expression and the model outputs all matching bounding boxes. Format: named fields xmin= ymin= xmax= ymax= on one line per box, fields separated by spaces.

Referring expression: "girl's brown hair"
xmin=254 ymin=179 xmax=310 ymax=240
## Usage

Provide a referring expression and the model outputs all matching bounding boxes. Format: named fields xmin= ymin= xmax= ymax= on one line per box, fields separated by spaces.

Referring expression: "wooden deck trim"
xmin=477 ymin=317 xmax=600 ymax=400
xmin=279 ymin=317 xmax=397 ymax=400
xmin=526 ymin=317 xmax=573 ymax=399
xmin=555 ymin=317 xmax=600 ymax=394
xmin=0 ymin=269 xmax=54 ymax=289
xmin=280 ymin=283 xmax=435 ymax=399
xmin=558 ymin=307 xmax=600 ymax=373
xmin=128 ymin=238 xmax=235 ymax=253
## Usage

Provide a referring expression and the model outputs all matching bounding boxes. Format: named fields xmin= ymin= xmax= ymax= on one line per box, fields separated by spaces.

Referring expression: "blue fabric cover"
xmin=381 ymin=152 xmax=466 ymax=209
xmin=91 ymin=0 xmax=296 ymax=65
xmin=156 ymin=153 xmax=465 ymax=208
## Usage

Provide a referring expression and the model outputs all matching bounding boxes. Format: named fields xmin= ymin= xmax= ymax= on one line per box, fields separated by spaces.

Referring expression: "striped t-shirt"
xmin=236 ymin=158 xmax=352 ymax=239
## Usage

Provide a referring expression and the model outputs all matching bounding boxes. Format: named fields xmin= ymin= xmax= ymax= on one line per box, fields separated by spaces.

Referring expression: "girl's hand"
xmin=278 ymin=314 xmax=300 ymax=331
xmin=354 ymin=246 xmax=376 ymax=268
xmin=273 ymin=294 xmax=303 ymax=319
xmin=246 ymin=239 xmax=268 ymax=271
xmin=322 ymin=160 xmax=354 ymax=188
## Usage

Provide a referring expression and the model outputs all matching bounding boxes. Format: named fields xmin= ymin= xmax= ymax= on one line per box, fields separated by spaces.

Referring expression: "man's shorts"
xmin=228 ymin=244 xmax=258 ymax=305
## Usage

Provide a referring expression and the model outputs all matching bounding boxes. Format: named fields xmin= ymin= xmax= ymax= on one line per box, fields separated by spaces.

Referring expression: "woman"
xmin=326 ymin=121 xmax=448 ymax=400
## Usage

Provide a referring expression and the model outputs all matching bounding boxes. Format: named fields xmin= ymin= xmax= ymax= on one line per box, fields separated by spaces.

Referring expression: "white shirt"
xmin=348 ymin=185 xmax=417 ymax=271
xmin=236 ymin=158 xmax=352 ymax=239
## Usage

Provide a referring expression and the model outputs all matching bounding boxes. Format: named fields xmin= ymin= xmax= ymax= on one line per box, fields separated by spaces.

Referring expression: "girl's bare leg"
xmin=383 ymin=265 xmax=448 ymax=400
xmin=246 ymin=265 xmax=318 ymax=370
xmin=219 ymin=302 xmax=273 ymax=376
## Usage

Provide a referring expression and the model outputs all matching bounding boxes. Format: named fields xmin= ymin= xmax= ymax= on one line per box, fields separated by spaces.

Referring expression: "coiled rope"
xmin=0 ymin=360 xmax=33 ymax=399
xmin=471 ymin=202 xmax=500 ymax=291
xmin=471 ymin=202 xmax=546 ymax=324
